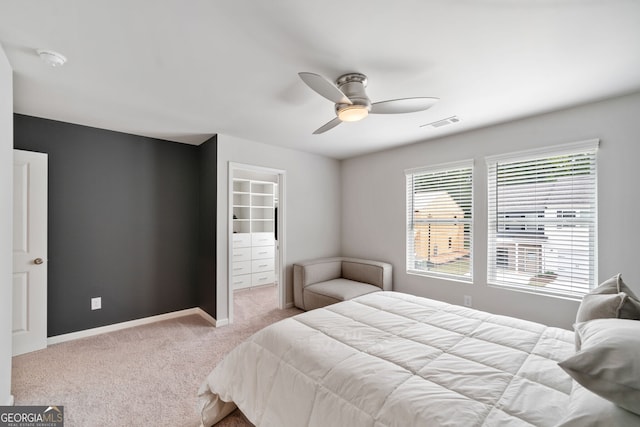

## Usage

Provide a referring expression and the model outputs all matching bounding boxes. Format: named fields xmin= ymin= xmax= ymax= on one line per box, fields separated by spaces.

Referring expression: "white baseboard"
xmin=197 ymin=309 xmax=217 ymax=326
xmin=215 ymin=318 xmax=229 ymax=327
xmin=285 ymin=302 xmax=294 ymax=309
xmin=47 ymin=307 xmax=218 ymax=345
xmin=4 ymin=394 xmax=14 ymax=406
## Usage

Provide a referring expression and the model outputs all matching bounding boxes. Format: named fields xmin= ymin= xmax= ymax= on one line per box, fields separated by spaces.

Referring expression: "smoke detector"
xmin=36 ymin=49 xmax=67 ymax=67
xmin=421 ymin=116 xmax=461 ymax=129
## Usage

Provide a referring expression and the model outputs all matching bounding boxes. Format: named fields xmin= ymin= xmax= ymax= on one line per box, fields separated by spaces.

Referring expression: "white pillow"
xmin=559 ymin=319 xmax=640 ymax=416
xmin=557 ymin=382 xmax=640 ymax=427
xmin=575 ymin=293 xmax=626 ymax=324
xmin=590 ymin=273 xmax=637 ymax=298
xmin=576 ymin=274 xmax=640 ymax=324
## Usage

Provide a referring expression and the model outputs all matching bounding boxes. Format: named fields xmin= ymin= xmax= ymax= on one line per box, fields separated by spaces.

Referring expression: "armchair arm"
xmin=293 ymin=257 xmax=343 ymax=309
xmin=341 ymin=258 xmax=393 ymax=291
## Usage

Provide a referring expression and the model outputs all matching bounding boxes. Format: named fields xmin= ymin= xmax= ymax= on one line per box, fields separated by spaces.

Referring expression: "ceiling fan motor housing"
xmin=335 ymin=73 xmax=372 ymax=113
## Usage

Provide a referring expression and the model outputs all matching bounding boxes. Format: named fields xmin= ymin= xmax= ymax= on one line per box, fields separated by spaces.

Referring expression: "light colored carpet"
xmin=11 ymin=285 xmax=301 ymax=427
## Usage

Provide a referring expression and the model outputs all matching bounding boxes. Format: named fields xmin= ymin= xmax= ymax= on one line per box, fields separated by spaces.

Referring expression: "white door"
xmin=12 ymin=149 xmax=48 ymax=356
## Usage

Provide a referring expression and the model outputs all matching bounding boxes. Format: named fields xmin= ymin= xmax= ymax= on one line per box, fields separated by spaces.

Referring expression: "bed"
xmin=198 ymin=291 xmax=640 ymax=426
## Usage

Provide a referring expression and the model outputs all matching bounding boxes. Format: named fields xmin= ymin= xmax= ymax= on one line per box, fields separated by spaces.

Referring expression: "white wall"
xmin=341 ymin=91 xmax=640 ymax=329
xmin=0 ymin=43 xmax=14 ymax=404
xmin=217 ymin=135 xmax=341 ymax=321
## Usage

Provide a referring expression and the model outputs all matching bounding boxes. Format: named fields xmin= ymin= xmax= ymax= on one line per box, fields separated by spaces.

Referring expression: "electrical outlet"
xmin=91 ymin=297 xmax=102 ymax=310
xmin=463 ymin=295 xmax=472 ymax=307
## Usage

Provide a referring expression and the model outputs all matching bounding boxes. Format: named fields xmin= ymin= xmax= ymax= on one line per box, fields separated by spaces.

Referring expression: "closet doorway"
xmin=228 ymin=163 xmax=285 ymax=324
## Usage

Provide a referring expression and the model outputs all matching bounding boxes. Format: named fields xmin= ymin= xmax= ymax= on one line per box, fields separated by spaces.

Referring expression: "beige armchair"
xmin=293 ymin=257 xmax=393 ymax=311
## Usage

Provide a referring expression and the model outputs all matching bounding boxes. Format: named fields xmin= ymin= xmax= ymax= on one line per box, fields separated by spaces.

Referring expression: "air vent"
xmin=421 ymin=116 xmax=460 ymax=129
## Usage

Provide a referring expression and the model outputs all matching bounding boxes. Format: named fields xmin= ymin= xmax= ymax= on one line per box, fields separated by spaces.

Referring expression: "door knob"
xmin=34 ymin=258 xmax=44 ymax=265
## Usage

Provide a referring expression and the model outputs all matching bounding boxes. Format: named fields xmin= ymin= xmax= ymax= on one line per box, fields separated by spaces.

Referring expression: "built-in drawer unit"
xmin=252 ymin=245 xmax=274 ymax=260
xmin=232 ymin=233 xmax=251 ymax=248
xmin=232 ymin=261 xmax=251 ymax=276
xmin=252 ymin=258 xmax=274 ymax=273
xmin=232 ymin=275 xmax=252 ymax=289
xmin=232 ymin=232 xmax=275 ymax=290
xmin=232 ymin=247 xmax=251 ymax=262
xmin=252 ymin=232 xmax=274 ymax=247
xmin=252 ymin=272 xmax=275 ymax=287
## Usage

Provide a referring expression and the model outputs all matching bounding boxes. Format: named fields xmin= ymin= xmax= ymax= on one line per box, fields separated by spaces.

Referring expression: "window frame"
xmin=485 ymin=139 xmax=599 ymax=299
xmin=405 ymin=159 xmax=474 ymax=283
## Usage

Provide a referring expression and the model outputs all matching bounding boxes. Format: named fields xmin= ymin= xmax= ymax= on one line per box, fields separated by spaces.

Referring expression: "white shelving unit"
xmin=232 ymin=179 xmax=276 ymax=290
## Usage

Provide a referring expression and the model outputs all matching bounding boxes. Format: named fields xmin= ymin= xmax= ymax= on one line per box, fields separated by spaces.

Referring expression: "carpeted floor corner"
xmin=11 ymin=285 xmax=301 ymax=426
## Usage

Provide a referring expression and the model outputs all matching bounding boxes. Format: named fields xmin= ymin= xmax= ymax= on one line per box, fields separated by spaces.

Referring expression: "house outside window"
xmin=497 ymin=210 xmax=545 ymax=236
xmin=556 ymin=210 xmax=578 ymax=228
xmin=486 ymin=140 xmax=598 ymax=298
xmin=406 ymin=160 xmax=473 ymax=281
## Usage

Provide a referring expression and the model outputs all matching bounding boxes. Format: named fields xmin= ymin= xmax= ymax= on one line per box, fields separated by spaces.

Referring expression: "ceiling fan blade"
xmin=370 ymin=97 xmax=439 ymax=114
xmin=299 ymin=72 xmax=352 ymax=105
xmin=313 ymin=117 xmax=342 ymax=134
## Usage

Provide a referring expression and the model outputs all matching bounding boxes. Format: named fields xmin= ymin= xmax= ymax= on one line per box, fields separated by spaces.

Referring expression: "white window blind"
xmin=487 ymin=140 xmax=598 ymax=298
xmin=406 ymin=160 xmax=473 ymax=281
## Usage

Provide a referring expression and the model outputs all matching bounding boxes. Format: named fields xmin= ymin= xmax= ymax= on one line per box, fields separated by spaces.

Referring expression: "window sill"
xmin=407 ymin=269 xmax=472 ymax=285
xmin=487 ymin=281 xmax=583 ymax=302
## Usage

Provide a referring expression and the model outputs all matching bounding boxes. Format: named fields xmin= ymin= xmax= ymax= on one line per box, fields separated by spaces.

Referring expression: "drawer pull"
xmin=233 ymin=267 xmax=243 ymax=271
xmin=234 ymin=281 xmax=243 ymax=284
xmin=259 ymin=264 xmax=268 ymax=268
xmin=258 ymin=251 xmax=268 ymax=255
xmin=259 ymin=277 xmax=268 ymax=280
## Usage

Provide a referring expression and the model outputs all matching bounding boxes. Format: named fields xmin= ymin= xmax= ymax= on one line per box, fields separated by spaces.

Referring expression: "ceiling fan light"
xmin=338 ymin=105 xmax=369 ymax=122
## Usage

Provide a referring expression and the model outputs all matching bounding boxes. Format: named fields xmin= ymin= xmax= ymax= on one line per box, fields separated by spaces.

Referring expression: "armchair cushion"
xmin=304 ymin=279 xmax=382 ymax=310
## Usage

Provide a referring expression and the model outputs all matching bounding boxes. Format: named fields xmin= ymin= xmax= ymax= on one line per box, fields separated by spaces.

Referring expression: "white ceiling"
xmin=1 ymin=1 xmax=639 ymax=159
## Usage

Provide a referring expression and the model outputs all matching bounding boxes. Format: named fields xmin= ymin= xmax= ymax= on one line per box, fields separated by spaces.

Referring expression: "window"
xmin=487 ymin=140 xmax=598 ymax=298
xmin=406 ymin=160 xmax=473 ymax=281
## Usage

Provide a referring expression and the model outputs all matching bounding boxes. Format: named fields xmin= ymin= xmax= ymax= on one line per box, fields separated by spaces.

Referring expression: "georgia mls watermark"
xmin=0 ymin=406 xmax=63 ymax=427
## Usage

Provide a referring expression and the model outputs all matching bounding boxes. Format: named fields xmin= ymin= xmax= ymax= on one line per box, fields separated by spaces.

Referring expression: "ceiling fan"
xmin=298 ymin=72 xmax=439 ymax=134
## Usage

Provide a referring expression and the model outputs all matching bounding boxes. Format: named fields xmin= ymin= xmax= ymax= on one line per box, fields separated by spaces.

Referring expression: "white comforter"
xmin=199 ymin=292 xmax=575 ymax=426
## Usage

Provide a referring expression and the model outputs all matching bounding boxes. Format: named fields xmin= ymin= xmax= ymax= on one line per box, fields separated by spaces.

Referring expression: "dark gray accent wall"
xmin=13 ymin=114 xmax=211 ymax=336
xmin=197 ymin=136 xmax=217 ymax=316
